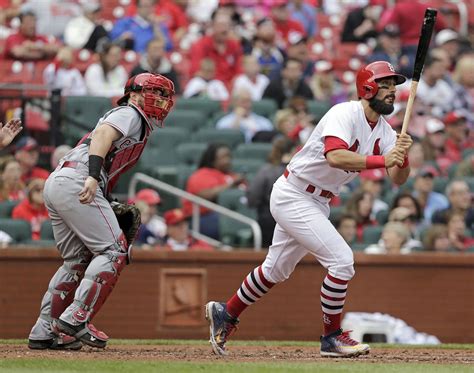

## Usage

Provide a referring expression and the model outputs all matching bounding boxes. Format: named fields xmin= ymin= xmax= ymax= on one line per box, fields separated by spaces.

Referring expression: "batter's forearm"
xmin=326 ymin=149 xmax=373 ymax=171
xmin=387 ymin=165 xmax=410 ymax=186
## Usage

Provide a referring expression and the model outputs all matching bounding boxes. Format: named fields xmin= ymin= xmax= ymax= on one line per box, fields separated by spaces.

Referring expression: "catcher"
xmin=28 ymin=73 xmax=175 ymax=350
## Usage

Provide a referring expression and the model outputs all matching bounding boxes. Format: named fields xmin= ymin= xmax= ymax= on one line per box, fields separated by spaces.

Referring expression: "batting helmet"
xmin=356 ymin=61 xmax=406 ymax=100
xmin=117 ymin=73 xmax=175 ymax=127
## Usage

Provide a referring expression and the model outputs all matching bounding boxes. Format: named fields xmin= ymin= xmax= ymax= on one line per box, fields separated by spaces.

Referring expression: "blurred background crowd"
xmin=0 ymin=0 xmax=473 ymax=254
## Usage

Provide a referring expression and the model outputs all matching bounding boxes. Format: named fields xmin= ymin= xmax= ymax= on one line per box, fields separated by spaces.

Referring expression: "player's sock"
xmin=320 ymin=274 xmax=348 ymax=335
xmin=226 ymin=265 xmax=275 ymax=318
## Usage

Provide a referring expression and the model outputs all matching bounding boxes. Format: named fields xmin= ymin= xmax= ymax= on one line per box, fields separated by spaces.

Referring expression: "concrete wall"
xmin=1 ymin=248 xmax=473 ymax=343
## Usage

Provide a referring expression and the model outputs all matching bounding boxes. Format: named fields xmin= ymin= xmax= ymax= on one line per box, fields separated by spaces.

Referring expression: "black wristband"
xmin=88 ymin=155 xmax=104 ymax=181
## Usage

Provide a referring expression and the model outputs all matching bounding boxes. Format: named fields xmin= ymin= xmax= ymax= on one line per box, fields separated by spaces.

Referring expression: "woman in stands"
xmin=0 ymin=156 xmax=25 ymax=202
xmin=84 ymin=41 xmax=128 ymax=97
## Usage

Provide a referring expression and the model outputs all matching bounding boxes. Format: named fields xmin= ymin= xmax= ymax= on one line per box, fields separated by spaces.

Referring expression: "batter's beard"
xmin=369 ymin=97 xmax=395 ymax=115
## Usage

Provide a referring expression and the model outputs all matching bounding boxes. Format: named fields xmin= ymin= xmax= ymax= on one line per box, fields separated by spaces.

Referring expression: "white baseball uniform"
xmin=262 ymin=100 xmax=397 ymax=282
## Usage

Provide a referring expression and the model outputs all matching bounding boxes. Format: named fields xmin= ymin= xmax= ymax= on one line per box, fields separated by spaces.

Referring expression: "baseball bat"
xmin=400 ymin=8 xmax=438 ymax=135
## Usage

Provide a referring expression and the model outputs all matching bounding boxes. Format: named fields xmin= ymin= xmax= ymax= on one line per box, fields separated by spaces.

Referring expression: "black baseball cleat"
xmin=28 ymin=333 xmax=82 ymax=350
xmin=205 ymin=301 xmax=239 ymax=356
xmin=320 ymin=328 xmax=370 ymax=358
xmin=55 ymin=319 xmax=108 ymax=349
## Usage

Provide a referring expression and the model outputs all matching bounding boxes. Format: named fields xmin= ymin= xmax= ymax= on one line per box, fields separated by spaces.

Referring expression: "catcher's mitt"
xmin=111 ymin=201 xmax=141 ymax=245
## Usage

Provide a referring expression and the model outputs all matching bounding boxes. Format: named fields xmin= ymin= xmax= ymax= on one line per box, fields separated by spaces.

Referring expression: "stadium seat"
xmin=218 ymin=188 xmax=257 ymax=247
xmin=352 ymin=243 xmax=368 ymax=252
xmin=192 ymin=128 xmax=245 ymax=149
xmin=465 ymin=177 xmax=474 ymax=192
xmin=362 ymin=225 xmax=383 ymax=245
xmin=375 ymin=209 xmax=389 ymax=225
xmin=0 ymin=200 xmax=20 ymax=218
xmin=40 ymin=220 xmax=54 ymax=240
xmin=147 ymin=127 xmax=189 ymax=149
xmin=174 ymin=98 xmax=222 ymax=118
xmin=166 ymin=109 xmax=207 ymax=133
xmin=140 ymin=146 xmax=179 ymax=170
xmin=251 ymin=98 xmax=278 ymax=119
xmin=234 ymin=142 xmax=273 ymax=162
xmin=232 ymin=158 xmax=265 ymax=182
xmin=176 ymin=142 xmax=208 ymax=166
xmin=329 ymin=206 xmax=345 ymax=224
xmin=433 ymin=177 xmax=449 ymax=194
xmin=307 ymin=100 xmax=331 ymax=121
xmin=0 ymin=218 xmax=32 ymax=243
xmin=62 ymin=96 xmax=113 ymax=145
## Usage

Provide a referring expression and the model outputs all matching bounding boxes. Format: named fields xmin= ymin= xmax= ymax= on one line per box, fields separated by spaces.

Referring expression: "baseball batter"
xmin=28 ymin=73 xmax=175 ymax=350
xmin=206 ymin=61 xmax=413 ymax=357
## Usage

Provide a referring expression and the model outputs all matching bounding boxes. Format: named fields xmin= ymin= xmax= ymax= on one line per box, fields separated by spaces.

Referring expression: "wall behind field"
xmin=1 ymin=249 xmax=473 ymax=343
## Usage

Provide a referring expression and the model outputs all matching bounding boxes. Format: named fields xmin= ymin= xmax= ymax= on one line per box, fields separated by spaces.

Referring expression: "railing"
xmin=128 ymin=172 xmax=263 ymax=251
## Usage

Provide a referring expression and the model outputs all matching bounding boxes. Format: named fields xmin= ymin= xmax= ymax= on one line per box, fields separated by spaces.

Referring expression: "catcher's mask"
xmin=117 ymin=73 xmax=175 ymax=128
xmin=356 ymin=61 xmax=406 ymax=100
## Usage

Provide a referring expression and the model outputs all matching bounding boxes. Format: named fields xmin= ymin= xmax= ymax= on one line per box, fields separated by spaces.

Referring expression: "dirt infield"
xmin=1 ymin=344 xmax=473 ymax=365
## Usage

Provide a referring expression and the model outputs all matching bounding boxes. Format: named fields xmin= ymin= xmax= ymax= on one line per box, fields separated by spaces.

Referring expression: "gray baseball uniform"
xmin=29 ymin=105 xmax=149 ymax=341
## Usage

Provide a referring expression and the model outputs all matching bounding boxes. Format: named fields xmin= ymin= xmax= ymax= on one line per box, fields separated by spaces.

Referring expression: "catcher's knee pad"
xmin=74 ymin=244 xmax=128 ymax=322
xmin=50 ymin=262 xmax=89 ymax=319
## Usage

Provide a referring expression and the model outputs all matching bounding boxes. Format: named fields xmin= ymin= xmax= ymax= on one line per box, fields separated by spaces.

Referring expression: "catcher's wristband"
xmin=366 ymin=155 xmax=385 ymax=169
xmin=88 ymin=155 xmax=104 ymax=181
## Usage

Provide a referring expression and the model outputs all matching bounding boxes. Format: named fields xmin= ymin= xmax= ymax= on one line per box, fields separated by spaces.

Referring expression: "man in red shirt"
xmin=189 ymin=12 xmax=243 ymax=88
xmin=12 ymin=178 xmax=49 ymax=240
xmin=271 ymin=0 xmax=306 ymax=49
xmin=14 ymin=136 xmax=50 ymax=183
xmin=444 ymin=111 xmax=472 ymax=163
xmin=4 ymin=10 xmax=59 ymax=61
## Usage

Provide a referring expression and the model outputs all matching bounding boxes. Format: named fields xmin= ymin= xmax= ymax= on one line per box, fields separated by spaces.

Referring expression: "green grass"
xmin=0 ymin=360 xmax=472 ymax=373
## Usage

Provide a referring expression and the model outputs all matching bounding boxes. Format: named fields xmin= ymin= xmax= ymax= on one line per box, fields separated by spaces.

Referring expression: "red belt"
xmin=61 ymin=161 xmax=79 ymax=169
xmin=283 ymin=168 xmax=334 ymax=199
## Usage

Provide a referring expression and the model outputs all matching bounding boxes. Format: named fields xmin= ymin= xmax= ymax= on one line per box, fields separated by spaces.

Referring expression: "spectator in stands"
xmin=387 ymin=206 xmax=423 ymax=250
xmin=43 ymin=46 xmax=87 ymax=96
xmin=50 ymin=144 xmax=72 ymax=170
xmin=263 ymin=58 xmax=313 ymax=109
xmin=84 ymin=42 xmax=128 ymax=97
xmin=21 ymin=0 xmax=81 ymax=39
xmin=358 ymin=169 xmax=388 ymax=219
xmin=422 ymin=224 xmax=452 ymax=252
xmin=390 ymin=191 xmax=424 ymax=235
xmin=434 ymin=29 xmax=461 ymax=69
xmin=160 ymin=208 xmax=213 ymax=251
xmin=251 ymin=17 xmax=285 ymax=80
xmin=14 ymin=137 xmax=49 ymax=183
xmin=12 ymin=178 xmax=49 ymax=241
xmin=451 ymin=54 xmax=474 ymax=124
xmin=407 ymin=141 xmax=425 ymax=178
xmin=285 ymin=34 xmax=313 ymax=80
xmin=288 ymin=0 xmax=317 ymax=39
xmin=0 ymin=118 xmax=22 ymax=150
xmin=216 ymin=89 xmax=273 ymax=143
xmin=417 ymin=55 xmax=456 ymax=118
xmin=183 ymin=143 xmax=245 ymax=240
xmin=344 ymin=190 xmax=377 ymax=243
xmin=412 ymin=166 xmax=449 ymax=226
xmin=432 ymin=179 xmax=473 ymax=231
xmin=446 ymin=211 xmax=474 ymax=252
xmin=64 ymin=1 xmax=109 ymax=52
xmin=4 ymin=10 xmax=59 ymax=61
xmin=420 ymin=118 xmax=452 ymax=173
xmin=109 ymin=0 xmax=172 ymax=53
xmin=270 ymin=0 xmax=305 ymax=49
xmin=134 ymin=200 xmax=158 ymax=246
xmin=247 ymin=136 xmax=295 ymax=247
xmin=232 ymin=55 xmax=270 ymax=101
xmin=135 ymin=188 xmax=167 ymax=241
xmin=273 ymin=108 xmax=297 ymax=143
xmin=341 ymin=0 xmax=383 ymax=43
xmin=377 ymin=0 xmax=446 ymax=50
xmin=183 ymin=58 xmax=229 ymax=101
xmin=284 ymin=96 xmax=315 ymax=145
xmin=129 ymin=36 xmax=180 ymax=94
xmin=310 ymin=60 xmax=347 ymax=105
xmin=0 ymin=156 xmax=25 ymax=202
xmin=455 ymin=154 xmax=474 ymax=178
xmin=124 ymin=0 xmax=188 ymax=43
xmin=366 ymin=25 xmax=415 ymax=79
xmin=189 ymin=12 xmax=243 ymax=87
xmin=443 ymin=111 xmax=472 ymax=164
xmin=364 ymin=222 xmax=411 ymax=254
xmin=335 ymin=213 xmax=357 ymax=245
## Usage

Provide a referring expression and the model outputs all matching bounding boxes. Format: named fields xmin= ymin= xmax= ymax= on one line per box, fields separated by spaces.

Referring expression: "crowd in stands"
xmin=0 ymin=0 xmax=473 ymax=253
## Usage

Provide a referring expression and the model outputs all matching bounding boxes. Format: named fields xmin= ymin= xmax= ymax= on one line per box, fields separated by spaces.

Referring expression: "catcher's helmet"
xmin=356 ymin=61 xmax=406 ymax=100
xmin=117 ymin=73 xmax=175 ymax=128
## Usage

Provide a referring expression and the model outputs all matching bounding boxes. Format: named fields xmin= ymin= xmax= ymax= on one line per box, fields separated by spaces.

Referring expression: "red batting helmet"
xmin=117 ymin=73 xmax=175 ymax=128
xmin=356 ymin=61 xmax=406 ymax=100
